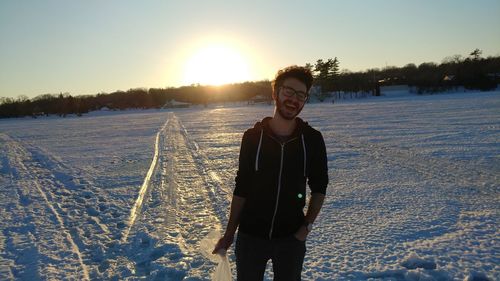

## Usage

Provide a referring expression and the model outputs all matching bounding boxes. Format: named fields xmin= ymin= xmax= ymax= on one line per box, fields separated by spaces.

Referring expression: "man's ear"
xmin=272 ymin=88 xmax=278 ymax=101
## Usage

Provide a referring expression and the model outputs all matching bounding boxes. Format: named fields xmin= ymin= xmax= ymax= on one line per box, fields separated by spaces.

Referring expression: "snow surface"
xmin=0 ymin=91 xmax=498 ymax=280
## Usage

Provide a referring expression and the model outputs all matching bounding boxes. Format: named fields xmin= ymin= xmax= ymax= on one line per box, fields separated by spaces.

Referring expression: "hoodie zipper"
xmin=268 ymin=136 xmax=298 ymax=239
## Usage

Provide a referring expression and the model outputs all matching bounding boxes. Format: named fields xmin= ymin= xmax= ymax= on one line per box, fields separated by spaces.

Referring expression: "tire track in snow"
xmin=102 ymin=112 xmax=229 ymax=279
xmin=178 ymin=119 xmax=232 ymax=226
xmin=27 ymin=168 xmax=91 ymax=281
xmin=164 ymin=113 xmax=225 ymax=241
xmin=121 ymin=119 xmax=170 ymax=243
xmin=0 ymin=133 xmax=90 ymax=281
xmin=114 ymin=113 xmax=224 ymax=279
xmin=18 ymin=142 xmax=112 ymax=237
xmin=6 ymin=135 xmax=122 ymax=278
xmin=158 ymin=113 xmax=223 ymax=278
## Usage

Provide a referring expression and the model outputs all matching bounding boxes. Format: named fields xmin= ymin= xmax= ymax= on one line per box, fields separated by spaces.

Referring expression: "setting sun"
xmin=182 ymin=44 xmax=251 ymax=86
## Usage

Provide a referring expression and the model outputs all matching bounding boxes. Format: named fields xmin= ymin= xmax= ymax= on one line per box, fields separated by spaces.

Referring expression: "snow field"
xmin=0 ymin=91 xmax=498 ymax=280
xmin=176 ymin=92 xmax=499 ymax=280
xmin=0 ymin=112 xmax=169 ymax=279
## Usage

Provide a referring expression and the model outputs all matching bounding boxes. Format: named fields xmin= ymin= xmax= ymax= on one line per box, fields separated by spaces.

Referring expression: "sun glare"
xmin=183 ymin=44 xmax=251 ymax=86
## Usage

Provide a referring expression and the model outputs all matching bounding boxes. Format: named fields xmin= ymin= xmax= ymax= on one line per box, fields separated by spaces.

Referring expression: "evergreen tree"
xmin=312 ymin=58 xmax=340 ymax=100
xmin=469 ymin=48 xmax=482 ymax=61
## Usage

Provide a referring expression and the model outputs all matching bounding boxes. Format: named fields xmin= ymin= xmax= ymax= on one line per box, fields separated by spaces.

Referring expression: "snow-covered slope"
xmin=0 ymin=91 xmax=498 ymax=280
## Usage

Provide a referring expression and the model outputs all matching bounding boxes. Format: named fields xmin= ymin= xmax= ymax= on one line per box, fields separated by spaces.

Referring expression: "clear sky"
xmin=1 ymin=0 xmax=499 ymax=99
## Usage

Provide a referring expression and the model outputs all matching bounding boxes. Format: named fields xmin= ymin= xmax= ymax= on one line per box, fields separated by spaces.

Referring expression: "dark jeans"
xmin=235 ymin=231 xmax=306 ymax=281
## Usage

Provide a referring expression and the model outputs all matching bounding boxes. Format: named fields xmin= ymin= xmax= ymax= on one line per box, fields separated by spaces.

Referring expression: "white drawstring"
xmin=255 ymin=129 xmax=263 ymax=171
xmin=301 ymin=134 xmax=307 ymax=177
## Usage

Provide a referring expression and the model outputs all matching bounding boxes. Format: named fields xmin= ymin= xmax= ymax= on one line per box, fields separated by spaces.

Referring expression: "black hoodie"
xmin=234 ymin=117 xmax=329 ymax=239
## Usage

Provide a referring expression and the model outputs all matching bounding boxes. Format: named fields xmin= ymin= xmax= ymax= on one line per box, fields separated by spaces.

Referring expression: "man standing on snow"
xmin=213 ymin=65 xmax=329 ymax=280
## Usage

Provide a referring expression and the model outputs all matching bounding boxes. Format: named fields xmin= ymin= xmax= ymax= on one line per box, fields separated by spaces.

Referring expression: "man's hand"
xmin=294 ymin=225 xmax=309 ymax=242
xmin=212 ymin=195 xmax=245 ymax=254
xmin=212 ymin=234 xmax=234 ymax=254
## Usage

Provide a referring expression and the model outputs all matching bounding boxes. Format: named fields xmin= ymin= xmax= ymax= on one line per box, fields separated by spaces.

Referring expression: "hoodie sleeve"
xmin=307 ymin=131 xmax=329 ymax=195
xmin=233 ymin=130 xmax=254 ymax=198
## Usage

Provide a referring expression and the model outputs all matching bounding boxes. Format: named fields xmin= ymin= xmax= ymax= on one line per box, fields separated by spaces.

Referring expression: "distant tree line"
xmin=1 ymin=49 xmax=499 ymax=118
xmin=374 ymin=48 xmax=500 ymax=93
xmin=0 ymin=81 xmax=272 ymax=118
xmin=307 ymin=49 xmax=500 ymax=98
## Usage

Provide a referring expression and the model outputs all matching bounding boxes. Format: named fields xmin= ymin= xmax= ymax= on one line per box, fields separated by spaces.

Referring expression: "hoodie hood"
xmin=252 ymin=117 xmax=311 ymax=177
xmin=253 ymin=117 xmax=311 ymax=138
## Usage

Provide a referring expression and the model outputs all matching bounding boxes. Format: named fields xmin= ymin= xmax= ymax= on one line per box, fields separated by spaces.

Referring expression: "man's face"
xmin=274 ymin=77 xmax=308 ymax=120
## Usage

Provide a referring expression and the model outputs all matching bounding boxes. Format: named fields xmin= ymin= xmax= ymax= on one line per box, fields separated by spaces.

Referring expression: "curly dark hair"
xmin=272 ymin=65 xmax=314 ymax=93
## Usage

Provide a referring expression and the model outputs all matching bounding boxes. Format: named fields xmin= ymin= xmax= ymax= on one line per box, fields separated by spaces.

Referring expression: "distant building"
xmin=162 ymin=100 xmax=190 ymax=108
xmin=443 ymin=75 xmax=455 ymax=82
xmin=248 ymin=95 xmax=271 ymax=105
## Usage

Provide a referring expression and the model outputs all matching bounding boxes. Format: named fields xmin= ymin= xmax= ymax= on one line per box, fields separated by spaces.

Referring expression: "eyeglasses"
xmin=280 ymin=85 xmax=308 ymax=102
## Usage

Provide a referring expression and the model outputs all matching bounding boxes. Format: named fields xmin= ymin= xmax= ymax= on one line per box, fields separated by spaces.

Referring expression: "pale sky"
xmin=1 ymin=0 xmax=499 ymax=99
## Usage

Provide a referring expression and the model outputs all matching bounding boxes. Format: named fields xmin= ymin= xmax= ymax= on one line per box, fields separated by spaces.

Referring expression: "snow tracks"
xmin=0 ymin=133 xmax=91 ymax=281
xmin=109 ymin=112 xmax=227 ymax=280
xmin=0 ymin=112 xmax=229 ymax=280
